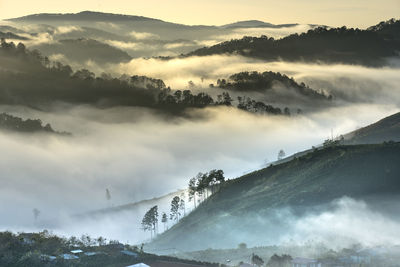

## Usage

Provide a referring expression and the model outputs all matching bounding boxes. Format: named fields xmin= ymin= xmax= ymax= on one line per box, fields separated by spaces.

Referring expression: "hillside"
xmin=345 ymin=112 xmax=400 ymax=144
xmin=147 ymin=142 xmax=400 ymax=251
xmin=186 ymin=20 xmax=400 ymax=66
xmin=0 ymin=113 xmax=69 ymax=135
xmin=32 ymin=38 xmax=132 ymax=64
xmin=76 ymin=189 xmax=187 ymax=218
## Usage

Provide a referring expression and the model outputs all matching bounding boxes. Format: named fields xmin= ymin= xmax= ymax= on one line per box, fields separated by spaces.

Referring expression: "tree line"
xmin=0 ymin=39 xmax=294 ymax=117
xmin=187 ymin=20 xmax=400 ymax=66
xmin=212 ymin=71 xmax=332 ymax=101
xmin=0 ymin=113 xmax=69 ymax=135
xmin=141 ymin=170 xmax=225 ymax=239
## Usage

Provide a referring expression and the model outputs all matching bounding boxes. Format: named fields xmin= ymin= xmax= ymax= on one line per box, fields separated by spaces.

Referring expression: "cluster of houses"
xmin=20 ymin=233 xmax=147 ymax=265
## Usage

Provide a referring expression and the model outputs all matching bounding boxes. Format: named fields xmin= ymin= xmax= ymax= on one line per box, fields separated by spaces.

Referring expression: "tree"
xmin=251 ymin=253 xmax=264 ymax=267
xmin=106 ymin=188 xmax=111 ymax=206
xmin=277 ymin=149 xmax=286 ymax=160
xmin=179 ymin=198 xmax=185 ymax=217
xmin=188 ymin=177 xmax=197 ymax=208
xmin=267 ymin=254 xmax=292 ymax=267
xmin=238 ymin=242 xmax=247 ymax=249
xmin=141 ymin=205 xmax=159 ymax=239
xmin=208 ymin=169 xmax=225 ymax=194
xmin=161 ymin=212 xmax=168 ymax=231
xmin=170 ymin=196 xmax=181 ymax=222
xmin=33 ymin=208 xmax=40 ymax=222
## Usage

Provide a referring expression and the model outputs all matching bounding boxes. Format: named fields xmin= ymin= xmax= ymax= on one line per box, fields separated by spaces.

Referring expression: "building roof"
xmin=126 ymin=263 xmax=150 ymax=267
xmin=121 ymin=250 xmax=139 ymax=257
xmin=61 ymin=253 xmax=79 ymax=260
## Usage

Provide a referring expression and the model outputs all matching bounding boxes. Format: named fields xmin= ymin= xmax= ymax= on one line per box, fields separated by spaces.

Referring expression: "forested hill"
xmin=0 ymin=39 xmax=294 ymax=116
xmin=0 ymin=113 xmax=69 ymax=135
xmin=368 ymin=18 xmax=400 ymax=40
xmin=186 ymin=19 xmax=400 ymax=66
xmin=147 ymin=142 xmax=400 ymax=251
xmin=213 ymin=71 xmax=332 ymax=100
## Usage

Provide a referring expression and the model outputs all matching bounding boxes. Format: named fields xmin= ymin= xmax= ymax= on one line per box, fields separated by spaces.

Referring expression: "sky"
xmin=0 ymin=0 xmax=399 ymax=28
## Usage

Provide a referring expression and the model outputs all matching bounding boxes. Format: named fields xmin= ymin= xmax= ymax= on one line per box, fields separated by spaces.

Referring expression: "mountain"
xmin=186 ymin=21 xmax=400 ymax=66
xmin=5 ymin=11 xmax=304 ymax=42
xmin=32 ymin=38 xmax=132 ymax=64
xmin=345 ymin=112 xmax=400 ymax=144
xmin=221 ymin=20 xmax=297 ymax=29
xmin=147 ymin=141 xmax=400 ymax=252
xmin=7 ymin=11 xmax=162 ymax=23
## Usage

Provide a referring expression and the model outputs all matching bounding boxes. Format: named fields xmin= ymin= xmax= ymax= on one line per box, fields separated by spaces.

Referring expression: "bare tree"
xmin=277 ymin=149 xmax=286 ymax=160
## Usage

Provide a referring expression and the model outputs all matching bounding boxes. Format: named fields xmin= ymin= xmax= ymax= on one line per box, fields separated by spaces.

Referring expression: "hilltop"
xmin=7 ymin=11 xmax=163 ymax=23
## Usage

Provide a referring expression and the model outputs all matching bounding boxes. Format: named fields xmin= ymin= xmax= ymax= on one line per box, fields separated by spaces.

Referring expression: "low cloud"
xmin=129 ymin=31 xmax=160 ymax=40
xmin=282 ymin=197 xmax=400 ymax=248
xmin=0 ymin=103 xmax=396 ymax=242
xmin=54 ymin=25 xmax=83 ymax=35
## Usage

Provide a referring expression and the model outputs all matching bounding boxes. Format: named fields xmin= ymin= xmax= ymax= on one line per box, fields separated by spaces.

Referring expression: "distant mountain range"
xmin=221 ymin=20 xmax=298 ymax=29
xmin=146 ymin=112 xmax=400 ymax=251
xmin=6 ymin=11 xmax=299 ymax=29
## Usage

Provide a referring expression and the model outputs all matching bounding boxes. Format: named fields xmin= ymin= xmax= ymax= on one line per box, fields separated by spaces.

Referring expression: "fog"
xmin=1 ymin=26 xmax=400 ymax=247
xmin=0 ymin=101 xmax=397 ymax=243
xmin=280 ymin=197 xmax=400 ymax=249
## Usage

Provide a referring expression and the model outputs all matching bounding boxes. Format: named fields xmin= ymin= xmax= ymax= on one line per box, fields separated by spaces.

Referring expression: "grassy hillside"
xmin=345 ymin=112 xmax=400 ymax=144
xmin=147 ymin=142 xmax=400 ymax=251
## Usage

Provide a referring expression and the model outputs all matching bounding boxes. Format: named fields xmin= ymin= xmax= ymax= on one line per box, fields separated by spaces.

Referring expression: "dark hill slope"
xmin=187 ymin=22 xmax=400 ymax=66
xmin=148 ymin=143 xmax=400 ymax=251
xmin=345 ymin=112 xmax=400 ymax=144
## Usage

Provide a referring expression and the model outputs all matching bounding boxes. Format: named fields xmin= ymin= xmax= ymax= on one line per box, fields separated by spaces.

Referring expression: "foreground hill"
xmin=187 ymin=19 xmax=400 ymax=66
xmin=147 ymin=142 xmax=400 ymax=251
xmin=0 ymin=231 xmax=219 ymax=267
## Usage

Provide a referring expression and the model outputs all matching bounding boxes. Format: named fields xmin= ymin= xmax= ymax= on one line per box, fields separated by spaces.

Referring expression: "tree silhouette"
xmin=170 ymin=196 xmax=181 ymax=222
xmin=141 ymin=205 xmax=158 ymax=239
xmin=161 ymin=212 xmax=168 ymax=231
xmin=278 ymin=149 xmax=286 ymax=160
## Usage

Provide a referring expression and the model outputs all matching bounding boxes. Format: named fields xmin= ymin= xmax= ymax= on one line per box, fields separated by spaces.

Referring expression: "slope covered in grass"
xmin=148 ymin=142 xmax=400 ymax=251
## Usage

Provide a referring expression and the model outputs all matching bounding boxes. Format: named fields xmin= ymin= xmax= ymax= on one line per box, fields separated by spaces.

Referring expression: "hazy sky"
xmin=0 ymin=0 xmax=399 ymax=28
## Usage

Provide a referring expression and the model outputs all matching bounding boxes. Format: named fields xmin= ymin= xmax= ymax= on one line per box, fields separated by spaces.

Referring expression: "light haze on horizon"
xmin=0 ymin=0 xmax=399 ymax=28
